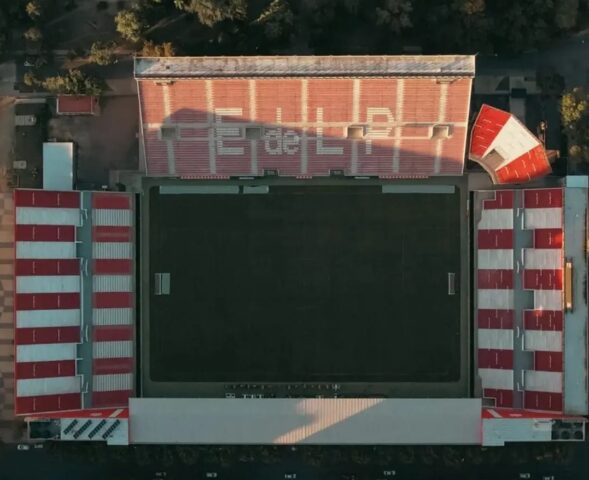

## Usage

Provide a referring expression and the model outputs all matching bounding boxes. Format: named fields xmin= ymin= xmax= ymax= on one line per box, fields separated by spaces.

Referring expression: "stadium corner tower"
xmin=15 ymin=56 xmax=588 ymax=447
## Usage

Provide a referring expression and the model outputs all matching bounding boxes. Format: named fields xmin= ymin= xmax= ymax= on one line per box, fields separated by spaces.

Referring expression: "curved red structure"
xmin=469 ymin=104 xmax=551 ymax=184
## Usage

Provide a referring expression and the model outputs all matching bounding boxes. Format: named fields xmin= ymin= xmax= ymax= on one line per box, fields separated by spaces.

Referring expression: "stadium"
xmin=9 ymin=56 xmax=589 ymax=446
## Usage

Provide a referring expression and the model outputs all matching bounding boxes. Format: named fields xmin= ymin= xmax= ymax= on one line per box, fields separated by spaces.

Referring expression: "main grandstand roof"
xmin=135 ymin=55 xmax=475 ymax=178
xmin=134 ymin=55 xmax=475 ymax=78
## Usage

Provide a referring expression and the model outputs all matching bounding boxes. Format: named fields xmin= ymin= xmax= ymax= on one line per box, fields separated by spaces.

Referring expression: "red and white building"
xmin=13 ymin=189 xmax=134 ymax=443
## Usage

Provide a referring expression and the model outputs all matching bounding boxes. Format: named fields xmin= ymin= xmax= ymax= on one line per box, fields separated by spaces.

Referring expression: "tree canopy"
xmin=42 ymin=69 xmax=105 ymax=95
xmin=115 ymin=9 xmax=144 ymax=42
xmin=173 ymin=0 xmax=247 ymax=27
xmin=89 ymin=41 xmax=117 ymax=65
xmin=561 ymin=87 xmax=589 ymax=164
xmin=140 ymin=40 xmax=176 ymax=56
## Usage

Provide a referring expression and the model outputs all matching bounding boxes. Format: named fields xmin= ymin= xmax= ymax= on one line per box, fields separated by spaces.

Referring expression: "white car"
xmin=17 ymin=444 xmax=30 ymax=451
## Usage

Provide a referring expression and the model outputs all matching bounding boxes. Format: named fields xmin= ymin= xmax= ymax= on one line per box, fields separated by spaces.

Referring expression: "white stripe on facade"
xmin=92 ymin=340 xmax=133 ymax=359
xmin=93 ymin=373 xmax=133 ymax=392
xmin=16 ymin=343 xmax=77 ymax=363
xmin=17 ymin=275 xmax=80 ymax=294
xmin=478 ymin=209 xmax=513 ymax=230
xmin=300 ymin=78 xmax=308 ymax=174
xmin=92 ymin=308 xmax=133 ymax=326
xmin=477 ymin=289 xmax=514 ymax=310
xmin=92 ymin=275 xmax=133 ymax=293
xmin=92 ymin=242 xmax=133 ymax=259
xmin=534 ymin=289 xmax=563 ymax=311
xmin=523 ymin=249 xmax=562 ymax=270
xmin=17 ymin=309 xmax=81 ymax=328
xmin=92 ymin=209 xmax=133 ymax=227
xmin=162 ymin=84 xmax=176 ymax=176
xmin=524 ymin=330 xmax=562 ymax=352
xmin=433 ymin=81 xmax=449 ymax=173
xmin=478 ymin=328 xmax=514 ymax=350
xmin=477 ymin=249 xmax=514 ymax=270
xmin=17 ymin=376 xmax=81 ymax=397
xmin=16 ymin=207 xmax=80 ymax=226
xmin=249 ymin=79 xmax=258 ymax=174
xmin=524 ymin=370 xmax=562 ymax=393
xmin=479 ymin=368 xmax=514 ymax=390
xmin=524 ymin=208 xmax=562 ymax=230
xmin=484 ymin=116 xmax=540 ymax=161
xmin=16 ymin=242 xmax=76 ymax=259
xmin=392 ymin=79 xmax=404 ymax=173
xmin=205 ymin=79 xmax=216 ymax=174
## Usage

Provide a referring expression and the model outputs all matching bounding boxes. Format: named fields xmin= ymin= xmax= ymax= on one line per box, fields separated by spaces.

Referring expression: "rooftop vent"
xmin=160 ymin=125 xmax=178 ymax=140
xmin=431 ymin=124 xmax=452 ymax=140
xmin=245 ymin=126 xmax=263 ymax=140
xmin=154 ymin=273 xmax=171 ymax=295
xmin=347 ymin=125 xmax=366 ymax=139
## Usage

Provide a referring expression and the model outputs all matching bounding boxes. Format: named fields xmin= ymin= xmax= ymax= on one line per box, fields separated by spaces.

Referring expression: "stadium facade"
xmin=9 ymin=56 xmax=588 ymax=446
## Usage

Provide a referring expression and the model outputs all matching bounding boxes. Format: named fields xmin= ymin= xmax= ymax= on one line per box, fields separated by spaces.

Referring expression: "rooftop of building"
xmin=134 ymin=55 xmax=476 ymax=79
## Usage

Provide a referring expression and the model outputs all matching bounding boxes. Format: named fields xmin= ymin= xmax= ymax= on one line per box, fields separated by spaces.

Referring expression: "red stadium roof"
xmin=469 ymin=104 xmax=551 ymax=184
xmin=135 ymin=55 xmax=475 ymax=178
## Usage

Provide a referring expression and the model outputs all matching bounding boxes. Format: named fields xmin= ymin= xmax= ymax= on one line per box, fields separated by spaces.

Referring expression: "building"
xmin=56 ymin=96 xmax=99 ymax=116
xmin=9 ymin=56 xmax=589 ymax=447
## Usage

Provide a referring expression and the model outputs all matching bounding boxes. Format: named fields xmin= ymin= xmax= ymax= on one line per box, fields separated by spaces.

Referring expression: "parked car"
xmin=17 ymin=444 xmax=30 ymax=451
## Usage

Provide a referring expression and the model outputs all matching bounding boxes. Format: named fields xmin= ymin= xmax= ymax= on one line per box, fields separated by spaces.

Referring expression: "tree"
xmin=42 ymin=69 xmax=105 ymax=95
xmin=561 ymin=88 xmax=589 ymax=127
xmin=89 ymin=41 xmax=117 ymax=65
xmin=24 ymin=26 xmax=43 ymax=41
xmin=115 ymin=9 xmax=144 ymax=41
xmin=252 ymin=0 xmax=294 ymax=40
xmin=140 ymin=40 xmax=176 ymax=56
xmin=173 ymin=0 xmax=247 ymax=27
xmin=25 ymin=1 xmax=42 ymax=19
xmin=375 ymin=0 xmax=413 ymax=33
xmin=561 ymin=87 xmax=589 ymax=162
xmin=555 ymin=0 xmax=578 ymax=30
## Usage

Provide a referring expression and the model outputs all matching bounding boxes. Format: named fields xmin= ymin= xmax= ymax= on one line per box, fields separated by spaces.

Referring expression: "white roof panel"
xmin=16 ymin=207 xmax=80 ymax=226
xmin=17 ymin=376 xmax=80 ymax=397
xmin=43 ymin=142 xmax=74 ymax=191
xmin=16 ymin=343 xmax=77 ymax=362
xmin=16 ymin=309 xmax=81 ymax=328
xmin=129 ymin=398 xmax=481 ymax=445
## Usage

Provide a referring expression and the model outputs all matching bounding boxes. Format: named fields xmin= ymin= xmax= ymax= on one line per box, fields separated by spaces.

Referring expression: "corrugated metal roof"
xmin=134 ymin=55 xmax=476 ymax=78
xmin=129 ymin=398 xmax=482 ymax=445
